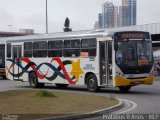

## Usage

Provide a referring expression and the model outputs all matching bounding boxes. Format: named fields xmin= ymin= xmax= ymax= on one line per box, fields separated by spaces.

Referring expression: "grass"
xmin=34 ymin=90 xmax=56 ymax=98
xmin=0 ymin=90 xmax=119 ymax=120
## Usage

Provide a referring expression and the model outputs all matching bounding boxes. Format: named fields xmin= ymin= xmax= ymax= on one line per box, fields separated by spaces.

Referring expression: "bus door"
xmin=12 ymin=45 xmax=22 ymax=80
xmin=100 ymin=41 xmax=113 ymax=86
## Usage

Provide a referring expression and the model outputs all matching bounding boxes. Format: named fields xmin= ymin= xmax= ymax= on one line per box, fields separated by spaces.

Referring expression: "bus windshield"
xmin=116 ymin=40 xmax=153 ymax=68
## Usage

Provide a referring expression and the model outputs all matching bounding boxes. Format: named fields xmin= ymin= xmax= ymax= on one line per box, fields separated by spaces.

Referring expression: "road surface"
xmin=0 ymin=77 xmax=160 ymax=119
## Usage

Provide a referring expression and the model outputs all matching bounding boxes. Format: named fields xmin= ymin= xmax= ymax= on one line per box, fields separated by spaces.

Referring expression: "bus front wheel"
xmin=86 ymin=74 xmax=99 ymax=92
xmin=118 ymin=86 xmax=131 ymax=92
xmin=29 ymin=72 xmax=44 ymax=88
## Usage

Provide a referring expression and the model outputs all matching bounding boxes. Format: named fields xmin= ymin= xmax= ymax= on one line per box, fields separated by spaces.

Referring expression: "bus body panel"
xmin=114 ymin=75 xmax=154 ymax=87
xmin=6 ymin=56 xmax=100 ymax=85
xmin=5 ymin=38 xmax=100 ymax=85
xmin=4 ymin=31 xmax=154 ymax=91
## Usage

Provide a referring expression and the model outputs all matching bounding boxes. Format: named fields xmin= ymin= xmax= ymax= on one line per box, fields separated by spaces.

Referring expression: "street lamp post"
xmin=46 ymin=0 xmax=48 ymax=34
xmin=8 ymin=25 xmax=13 ymax=37
xmin=8 ymin=25 xmax=13 ymax=32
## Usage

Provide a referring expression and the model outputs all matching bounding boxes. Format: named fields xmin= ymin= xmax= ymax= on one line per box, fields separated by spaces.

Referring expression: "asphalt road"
xmin=0 ymin=77 xmax=160 ymax=118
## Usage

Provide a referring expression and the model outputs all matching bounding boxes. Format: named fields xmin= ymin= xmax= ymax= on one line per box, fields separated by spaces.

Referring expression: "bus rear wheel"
xmin=2 ymin=75 xmax=6 ymax=79
xmin=55 ymin=84 xmax=68 ymax=88
xmin=86 ymin=74 xmax=99 ymax=92
xmin=118 ymin=86 xmax=131 ymax=92
xmin=29 ymin=72 xmax=44 ymax=88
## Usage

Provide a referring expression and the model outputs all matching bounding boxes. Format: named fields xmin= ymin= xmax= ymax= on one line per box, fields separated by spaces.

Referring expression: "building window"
xmin=33 ymin=41 xmax=47 ymax=57
xmin=48 ymin=40 xmax=63 ymax=57
xmin=24 ymin=42 xmax=32 ymax=57
xmin=81 ymin=38 xmax=97 ymax=57
xmin=63 ymin=39 xmax=80 ymax=57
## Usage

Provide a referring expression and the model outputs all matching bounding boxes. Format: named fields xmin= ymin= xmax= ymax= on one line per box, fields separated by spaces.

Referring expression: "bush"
xmin=35 ymin=90 xmax=56 ymax=98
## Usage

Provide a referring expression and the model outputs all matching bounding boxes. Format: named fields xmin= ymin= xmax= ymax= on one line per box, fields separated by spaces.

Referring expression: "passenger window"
xmin=33 ymin=41 xmax=47 ymax=57
xmin=48 ymin=40 xmax=63 ymax=57
xmin=81 ymin=38 xmax=97 ymax=57
xmin=63 ymin=40 xmax=80 ymax=57
xmin=24 ymin=42 xmax=32 ymax=57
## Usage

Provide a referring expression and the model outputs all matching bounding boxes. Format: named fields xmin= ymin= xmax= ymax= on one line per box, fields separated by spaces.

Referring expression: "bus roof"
xmin=5 ymin=30 xmax=150 ymax=43
xmin=0 ymin=37 xmax=8 ymax=44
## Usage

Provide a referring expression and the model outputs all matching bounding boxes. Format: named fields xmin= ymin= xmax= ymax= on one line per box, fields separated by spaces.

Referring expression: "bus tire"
xmin=29 ymin=72 xmax=44 ymax=88
xmin=86 ymin=74 xmax=99 ymax=92
xmin=55 ymin=84 xmax=68 ymax=88
xmin=118 ymin=86 xmax=131 ymax=92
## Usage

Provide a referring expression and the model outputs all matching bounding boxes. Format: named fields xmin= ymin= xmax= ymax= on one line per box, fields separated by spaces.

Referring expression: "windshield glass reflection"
xmin=116 ymin=40 xmax=153 ymax=67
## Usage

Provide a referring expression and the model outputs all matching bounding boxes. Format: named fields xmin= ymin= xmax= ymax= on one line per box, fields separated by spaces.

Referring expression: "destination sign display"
xmin=122 ymin=33 xmax=146 ymax=39
xmin=115 ymin=32 xmax=150 ymax=41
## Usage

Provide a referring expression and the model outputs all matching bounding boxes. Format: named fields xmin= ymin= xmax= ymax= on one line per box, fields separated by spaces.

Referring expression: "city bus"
xmin=152 ymin=40 xmax=160 ymax=75
xmin=0 ymin=38 xmax=7 ymax=79
xmin=5 ymin=31 xmax=154 ymax=92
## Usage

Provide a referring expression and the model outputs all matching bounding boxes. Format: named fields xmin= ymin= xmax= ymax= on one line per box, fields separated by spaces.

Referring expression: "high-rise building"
xmin=113 ymin=6 xmax=118 ymax=27
xmin=95 ymin=0 xmax=137 ymax=29
xmin=118 ymin=6 xmax=123 ymax=27
xmin=120 ymin=0 xmax=137 ymax=26
xmin=122 ymin=0 xmax=129 ymax=6
xmin=119 ymin=6 xmax=130 ymax=26
xmin=98 ymin=13 xmax=103 ymax=28
xmin=102 ymin=2 xmax=118 ymax=28
xmin=94 ymin=21 xmax=100 ymax=29
xmin=130 ymin=0 xmax=137 ymax=25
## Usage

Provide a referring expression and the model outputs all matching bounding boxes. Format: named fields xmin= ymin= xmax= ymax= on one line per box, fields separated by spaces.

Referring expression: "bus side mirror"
xmin=114 ymin=42 xmax=118 ymax=51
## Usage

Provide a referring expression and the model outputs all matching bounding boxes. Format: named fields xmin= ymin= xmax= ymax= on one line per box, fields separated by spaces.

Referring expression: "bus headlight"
xmin=148 ymin=70 xmax=154 ymax=76
xmin=116 ymin=71 xmax=125 ymax=78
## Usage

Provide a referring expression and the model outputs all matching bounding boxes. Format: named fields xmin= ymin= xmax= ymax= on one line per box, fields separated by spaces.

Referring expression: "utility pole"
xmin=46 ymin=0 xmax=48 ymax=34
xmin=8 ymin=25 xmax=13 ymax=37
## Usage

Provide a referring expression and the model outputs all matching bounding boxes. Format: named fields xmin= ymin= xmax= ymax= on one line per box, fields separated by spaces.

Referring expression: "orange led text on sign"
xmin=122 ymin=33 xmax=145 ymax=39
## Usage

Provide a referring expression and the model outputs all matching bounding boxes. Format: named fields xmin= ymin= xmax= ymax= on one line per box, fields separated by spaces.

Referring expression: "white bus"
xmin=0 ymin=38 xmax=7 ymax=79
xmin=152 ymin=41 xmax=160 ymax=63
xmin=152 ymin=40 xmax=160 ymax=75
xmin=5 ymin=31 xmax=154 ymax=92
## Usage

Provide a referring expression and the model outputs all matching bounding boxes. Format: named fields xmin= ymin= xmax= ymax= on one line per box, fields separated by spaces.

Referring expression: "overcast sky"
xmin=0 ymin=0 xmax=160 ymax=33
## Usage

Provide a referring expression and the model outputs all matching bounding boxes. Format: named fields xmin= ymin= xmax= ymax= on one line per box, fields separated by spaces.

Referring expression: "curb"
xmin=41 ymin=99 xmax=124 ymax=120
xmin=154 ymin=76 xmax=159 ymax=81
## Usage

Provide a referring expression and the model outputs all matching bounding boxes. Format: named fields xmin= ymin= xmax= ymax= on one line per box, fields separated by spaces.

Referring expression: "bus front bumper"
xmin=114 ymin=75 xmax=154 ymax=87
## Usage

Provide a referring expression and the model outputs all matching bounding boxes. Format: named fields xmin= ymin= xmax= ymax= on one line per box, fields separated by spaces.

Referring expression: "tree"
xmin=63 ymin=17 xmax=72 ymax=32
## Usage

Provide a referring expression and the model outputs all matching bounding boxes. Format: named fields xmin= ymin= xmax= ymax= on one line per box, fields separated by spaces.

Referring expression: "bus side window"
xmin=81 ymin=38 xmax=97 ymax=57
xmin=7 ymin=43 xmax=11 ymax=58
xmin=33 ymin=41 xmax=47 ymax=57
xmin=48 ymin=40 xmax=63 ymax=57
xmin=0 ymin=44 xmax=5 ymax=67
xmin=24 ymin=42 xmax=33 ymax=57
xmin=63 ymin=39 xmax=80 ymax=57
